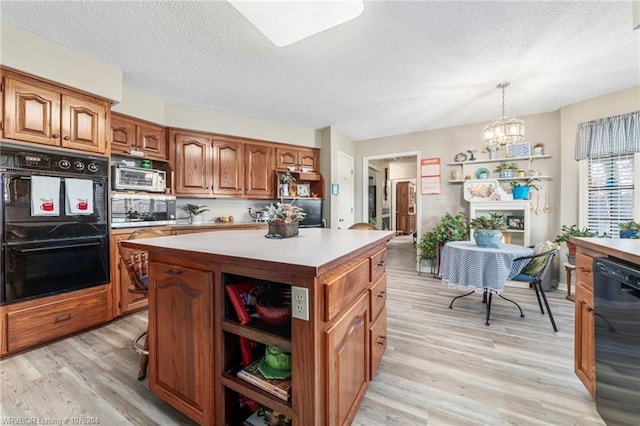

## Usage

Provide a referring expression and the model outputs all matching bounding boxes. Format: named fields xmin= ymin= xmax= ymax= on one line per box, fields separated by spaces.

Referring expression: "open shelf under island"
xmin=122 ymin=228 xmax=394 ymax=426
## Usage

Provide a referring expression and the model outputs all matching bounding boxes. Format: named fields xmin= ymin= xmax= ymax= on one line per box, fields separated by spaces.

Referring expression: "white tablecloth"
xmin=440 ymin=241 xmax=534 ymax=293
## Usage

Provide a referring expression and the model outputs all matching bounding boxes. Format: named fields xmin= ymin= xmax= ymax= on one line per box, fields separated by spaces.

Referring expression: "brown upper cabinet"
xmin=2 ymin=71 xmax=109 ymax=154
xmin=111 ymin=113 xmax=167 ymax=160
xmin=276 ymin=146 xmax=319 ymax=172
xmin=170 ymin=129 xmax=277 ymax=199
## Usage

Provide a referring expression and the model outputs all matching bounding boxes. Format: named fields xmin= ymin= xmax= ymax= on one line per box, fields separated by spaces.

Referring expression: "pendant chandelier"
xmin=483 ymin=82 xmax=526 ymax=148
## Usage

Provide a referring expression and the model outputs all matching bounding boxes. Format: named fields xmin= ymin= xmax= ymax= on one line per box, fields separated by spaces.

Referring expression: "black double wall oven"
xmin=1 ymin=142 xmax=110 ymax=305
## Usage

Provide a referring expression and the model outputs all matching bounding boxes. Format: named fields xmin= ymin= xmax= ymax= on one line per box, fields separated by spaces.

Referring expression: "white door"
xmin=337 ymin=151 xmax=354 ymax=229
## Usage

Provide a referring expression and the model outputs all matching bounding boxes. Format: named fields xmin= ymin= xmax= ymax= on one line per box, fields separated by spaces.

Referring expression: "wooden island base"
xmin=123 ymin=228 xmax=394 ymax=426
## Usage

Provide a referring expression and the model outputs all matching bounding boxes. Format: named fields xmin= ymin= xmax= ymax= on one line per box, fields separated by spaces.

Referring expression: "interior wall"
xmin=0 ymin=22 xmax=122 ymax=102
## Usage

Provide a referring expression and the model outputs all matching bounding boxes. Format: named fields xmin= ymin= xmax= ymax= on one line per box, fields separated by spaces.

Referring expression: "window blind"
xmin=586 ymin=154 xmax=635 ymax=237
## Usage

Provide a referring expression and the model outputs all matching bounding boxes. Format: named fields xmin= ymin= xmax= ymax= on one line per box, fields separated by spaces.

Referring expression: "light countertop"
xmin=572 ymin=237 xmax=640 ymax=264
xmin=123 ymin=228 xmax=395 ymax=269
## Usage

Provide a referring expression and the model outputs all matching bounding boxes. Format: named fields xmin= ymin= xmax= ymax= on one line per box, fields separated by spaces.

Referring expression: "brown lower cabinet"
xmin=123 ymin=231 xmax=391 ymax=426
xmin=574 ymin=250 xmax=597 ymax=397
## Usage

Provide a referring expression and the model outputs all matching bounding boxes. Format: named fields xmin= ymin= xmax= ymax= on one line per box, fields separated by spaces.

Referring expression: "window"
xmin=583 ymin=153 xmax=638 ymax=237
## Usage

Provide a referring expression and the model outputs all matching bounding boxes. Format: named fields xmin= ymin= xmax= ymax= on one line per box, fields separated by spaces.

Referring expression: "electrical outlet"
xmin=291 ymin=286 xmax=309 ymax=321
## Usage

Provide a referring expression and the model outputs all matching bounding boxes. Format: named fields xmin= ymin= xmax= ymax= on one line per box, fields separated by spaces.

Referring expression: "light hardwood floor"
xmin=1 ymin=237 xmax=604 ymax=425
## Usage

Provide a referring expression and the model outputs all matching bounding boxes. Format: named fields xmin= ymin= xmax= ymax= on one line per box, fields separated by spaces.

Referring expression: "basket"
xmin=268 ymin=222 xmax=299 ymax=238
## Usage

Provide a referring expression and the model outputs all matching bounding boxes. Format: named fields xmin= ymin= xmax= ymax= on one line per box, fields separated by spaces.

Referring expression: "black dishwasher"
xmin=593 ymin=258 xmax=640 ymax=425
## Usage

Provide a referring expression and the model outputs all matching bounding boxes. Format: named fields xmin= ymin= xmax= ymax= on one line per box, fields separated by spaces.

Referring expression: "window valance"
xmin=574 ymin=111 xmax=640 ymax=160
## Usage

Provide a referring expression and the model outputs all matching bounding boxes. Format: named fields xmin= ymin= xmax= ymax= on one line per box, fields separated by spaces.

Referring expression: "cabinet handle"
xmin=587 ymin=307 xmax=594 ymax=313
xmin=131 ymin=144 xmax=136 ymax=147
xmin=377 ymin=291 xmax=386 ymax=298
xmin=377 ymin=336 xmax=386 ymax=345
xmin=63 ymin=136 xmax=70 ymax=141
xmin=164 ymin=269 xmax=182 ymax=276
xmin=576 ymin=267 xmax=590 ymax=273
xmin=54 ymin=313 xmax=72 ymax=323
xmin=52 ymin=133 xmax=60 ymax=139
xmin=377 ymin=260 xmax=386 ymax=267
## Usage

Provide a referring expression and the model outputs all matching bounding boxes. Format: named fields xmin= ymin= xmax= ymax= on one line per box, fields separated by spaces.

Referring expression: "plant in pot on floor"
xmin=618 ymin=221 xmax=640 ymax=239
xmin=494 ymin=161 xmax=518 ymax=179
xmin=181 ymin=203 xmax=210 ymax=224
xmin=510 ymin=178 xmax=541 ymax=200
xmin=470 ymin=213 xmax=507 ymax=248
xmin=417 ymin=212 xmax=469 ymax=275
xmin=554 ymin=224 xmax=605 ymax=264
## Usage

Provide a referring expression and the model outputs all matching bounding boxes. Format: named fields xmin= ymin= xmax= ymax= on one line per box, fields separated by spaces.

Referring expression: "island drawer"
xmin=575 ymin=252 xmax=594 ymax=286
xmin=370 ymin=248 xmax=387 ymax=283
xmin=369 ymin=274 xmax=386 ymax=323
xmin=6 ymin=288 xmax=110 ymax=353
xmin=322 ymin=257 xmax=369 ymax=322
xmin=370 ymin=308 xmax=387 ymax=380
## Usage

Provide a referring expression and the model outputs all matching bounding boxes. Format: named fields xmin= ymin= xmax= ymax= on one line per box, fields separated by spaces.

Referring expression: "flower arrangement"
xmin=266 ymin=202 xmax=306 ymax=224
xmin=279 ymin=172 xmax=296 ymax=185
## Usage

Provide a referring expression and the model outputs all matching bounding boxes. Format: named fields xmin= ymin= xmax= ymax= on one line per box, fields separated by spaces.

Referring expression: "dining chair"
xmin=348 ymin=222 xmax=377 ymax=230
xmin=511 ymin=246 xmax=560 ymax=332
xmin=118 ymin=228 xmax=167 ymax=380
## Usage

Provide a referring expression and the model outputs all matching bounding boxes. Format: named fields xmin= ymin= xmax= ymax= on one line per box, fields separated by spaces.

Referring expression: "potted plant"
xmin=470 ymin=213 xmax=506 ymax=248
xmin=533 ymin=142 xmax=545 ymax=156
xmin=482 ymin=143 xmax=503 ymax=159
xmin=181 ymin=203 xmax=210 ymax=224
xmin=510 ymin=178 xmax=541 ymax=200
xmin=417 ymin=212 xmax=469 ymax=275
xmin=266 ymin=202 xmax=306 ymax=238
xmin=619 ymin=221 xmax=640 ymax=239
xmin=494 ymin=161 xmax=518 ymax=178
xmin=554 ymin=224 xmax=604 ymax=263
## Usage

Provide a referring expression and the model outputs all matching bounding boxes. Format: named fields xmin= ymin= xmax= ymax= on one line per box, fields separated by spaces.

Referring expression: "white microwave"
xmin=112 ymin=165 xmax=166 ymax=193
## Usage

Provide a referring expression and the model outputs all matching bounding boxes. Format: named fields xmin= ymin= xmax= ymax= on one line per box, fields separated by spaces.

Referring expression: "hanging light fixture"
xmin=483 ymin=82 xmax=526 ymax=149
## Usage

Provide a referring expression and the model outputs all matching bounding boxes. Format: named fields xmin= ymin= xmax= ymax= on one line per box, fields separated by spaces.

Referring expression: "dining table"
xmin=439 ymin=240 xmax=534 ymax=325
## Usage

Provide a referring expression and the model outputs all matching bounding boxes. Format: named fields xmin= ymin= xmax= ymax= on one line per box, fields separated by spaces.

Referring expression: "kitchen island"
xmin=572 ymin=237 xmax=640 ymax=399
xmin=122 ymin=228 xmax=394 ymax=426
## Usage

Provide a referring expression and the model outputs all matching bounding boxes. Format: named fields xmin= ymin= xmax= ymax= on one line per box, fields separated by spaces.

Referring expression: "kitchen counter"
xmin=111 ymin=221 xmax=266 ymax=235
xmin=122 ymin=228 xmax=394 ymax=425
xmin=571 ymin=237 xmax=640 ymax=264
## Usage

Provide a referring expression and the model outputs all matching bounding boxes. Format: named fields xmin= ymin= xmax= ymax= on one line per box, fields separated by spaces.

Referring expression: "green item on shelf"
xmin=258 ymin=346 xmax=292 ymax=379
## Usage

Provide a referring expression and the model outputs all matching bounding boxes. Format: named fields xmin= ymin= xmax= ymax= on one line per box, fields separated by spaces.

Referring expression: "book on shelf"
xmin=225 ymin=281 xmax=264 ymax=325
xmin=237 ymin=359 xmax=291 ymax=401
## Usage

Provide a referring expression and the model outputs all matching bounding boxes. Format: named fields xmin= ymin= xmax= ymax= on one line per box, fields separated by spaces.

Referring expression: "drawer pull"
xmin=164 ymin=269 xmax=182 ymax=276
xmin=54 ymin=313 xmax=72 ymax=323
xmin=377 ymin=336 xmax=386 ymax=345
xmin=576 ymin=266 xmax=591 ymax=273
xmin=377 ymin=260 xmax=386 ymax=267
xmin=377 ymin=291 xmax=386 ymax=298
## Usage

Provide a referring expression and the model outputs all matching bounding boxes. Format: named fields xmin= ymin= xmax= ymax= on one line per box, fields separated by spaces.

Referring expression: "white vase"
xmin=489 ymin=150 xmax=498 ymax=159
xmin=191 ymin=215 xmax=202 ymax=224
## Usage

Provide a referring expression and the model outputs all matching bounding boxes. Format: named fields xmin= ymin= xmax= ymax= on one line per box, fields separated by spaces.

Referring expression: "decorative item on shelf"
xmin=297 ymin=183 xmax=310 ymax=197
xmin=454 ymin=152 xmax=467 ymax=162
xmin=510 ymin=178 xmax=541 ymax=200
xmin=517 ymin=170 xmax=526 ymax=178
xmin=618 ymin=221 xmax=640 ymax=239
xmin=482 ymin=143 xmax=503 ymax=159
xmin=466 ymin=150 xmax=477 ymax=161
xmin=474 ymin=167 xmax=491 ymax=179
xmin=493 ymin=161 xmax=518 ymax=178
xmin=506 ymin=142 xmax=531 ymax=158
xmin=483 ymin=81 xmax=526 ymax=148
xmin=139 ymin=158 xmax=152 ymax=169
xmin=506 ymin=215 xmax=525 ymax=230
xmin=265 ymin=202 xmax=306 ymax=238
xmin=463 ymin=179 xmax=500 ymax=201
xmin=258 ymin=345 xmax=292 ymax=378
xmin=470 ymin=213 xmax=507 ymax=248
xmin=181 ymin=203 xmax=210 ymax=224
xmin=533 ymin=142 xmax=545 ymax=156
xmin=450 ymin=169 xmax=461 ymax=180
xmin=255 ymin=289 xmax=292 ymax=325
xmin=554 ymin=224 xmax=606 ymax=264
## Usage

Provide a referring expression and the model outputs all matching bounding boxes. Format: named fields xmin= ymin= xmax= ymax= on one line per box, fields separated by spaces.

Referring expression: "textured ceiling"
xmin=1 ymin=1 xmax=638 ymax=141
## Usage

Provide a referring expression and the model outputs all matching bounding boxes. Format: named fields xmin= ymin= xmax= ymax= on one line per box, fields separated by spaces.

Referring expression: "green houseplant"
xmin=417 ymin=212 xmax=469 ymax=275
xmin=494 ymin=161 xmax=518 ymax=178
xmin=554 ymin=225 xmax=605 ymax=263
xmin=181 ymin=203 xmax=210 ymax=223
xmin=619 ymin=221 xmax=640 ymax=239
xmin=510 ymin=178 xmax=541 ymax=200
xmin=470 ymin=213 xmax=506 ymax=248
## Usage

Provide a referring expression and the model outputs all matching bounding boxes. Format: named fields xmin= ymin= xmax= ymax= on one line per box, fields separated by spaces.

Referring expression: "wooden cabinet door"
xmin=276 ymin=147 xmax=298 ymax=170
xmin=244 ymin=143 xmax=274 ymax=198
xmin=575 ymin=282 xmax=595 ymax=396
xmin=137 ymin=123 xmax=166 ymax=160
xmin=110 ymin=114 xmax=137 ymax=155
xmin=325 ymin=292 xmax=369 ymax=426
xmin=148 ymin=262 xmax=214 ymax=424
xmin=298 ymin=148 xmax=319 ymax=172
xmin=173 ymin=133 xmax=212 ymax=195
xmin=111 ymin=234 xmax=148 ymax=317
xmin=60 ymin=93 xmax=107 ymax=153
xmin=212 ymin=138 xmax=243 ymax=196
xmin=370 ymin=309 xmax=387 ymax=380
xmin=3 ymin=77 xmax=61 ymax=146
